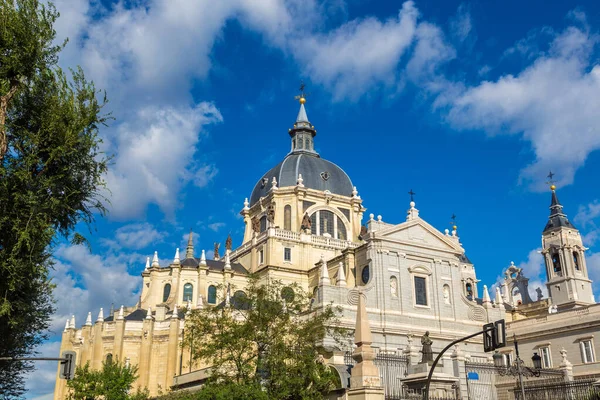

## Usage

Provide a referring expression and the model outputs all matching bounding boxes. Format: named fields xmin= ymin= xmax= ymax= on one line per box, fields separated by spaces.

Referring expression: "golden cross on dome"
xmin=294 ymin=81 xmax=309 ymax=104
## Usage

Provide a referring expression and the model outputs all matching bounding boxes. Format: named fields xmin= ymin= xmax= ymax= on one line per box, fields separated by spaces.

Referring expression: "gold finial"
xmin=453 ymin=225 xmax=458 ymax=231
xmin=450 ymin=214 xmax=457 ymax=231
xmin=294 ymin=81 xmax=309 ymax=104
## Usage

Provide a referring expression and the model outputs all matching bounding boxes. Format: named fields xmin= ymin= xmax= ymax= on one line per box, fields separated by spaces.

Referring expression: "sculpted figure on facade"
xmin=358 ymin=225 xmax=368 ymax=240
xmin=225 ymin=234 xmax=232 ymax=251
xmin=421 ymin=331 xmax=433 ymax=363
xmin=251 ymin=216 xmax=260 ymax=233
xmin=301 ymin=213 xmax=311 ymax=231
xmin=267 ymin=204 xmax=275 ymax=224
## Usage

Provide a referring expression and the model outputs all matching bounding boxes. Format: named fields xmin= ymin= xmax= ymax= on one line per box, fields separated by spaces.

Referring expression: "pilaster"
xmin=165 ymin=313 xmax=181 ymax=389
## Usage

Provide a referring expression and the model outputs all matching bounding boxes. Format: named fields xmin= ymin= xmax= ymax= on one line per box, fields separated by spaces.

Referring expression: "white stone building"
xmin=54 ymin=96 xmax=599 ymax=399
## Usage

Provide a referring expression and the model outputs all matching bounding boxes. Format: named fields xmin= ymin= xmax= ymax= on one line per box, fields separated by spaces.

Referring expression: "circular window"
xmin=232 ymin=291 xmax=250 ymax=310
xmin=361 ymin=265 xmax=370 ymax=284
xmin=281 ymin=286 xmax=295 ymax=302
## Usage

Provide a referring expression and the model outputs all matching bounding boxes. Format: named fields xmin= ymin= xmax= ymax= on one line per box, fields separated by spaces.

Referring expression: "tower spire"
xmin=543 ymin=180 xmax=575 ymax=232
xmin=289 ymin=82 xmax=317 ymax=154
xmin=186 ymin=229 xmax=194 ymax=259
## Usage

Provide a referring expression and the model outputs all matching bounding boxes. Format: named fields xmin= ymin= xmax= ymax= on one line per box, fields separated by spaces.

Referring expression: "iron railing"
xmin=514 ymin=378 xmax=600 ymax=400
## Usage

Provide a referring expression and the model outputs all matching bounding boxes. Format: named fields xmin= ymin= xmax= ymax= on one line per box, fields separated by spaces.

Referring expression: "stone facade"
xmin=53 ymin=99 xmax=599 ymax=399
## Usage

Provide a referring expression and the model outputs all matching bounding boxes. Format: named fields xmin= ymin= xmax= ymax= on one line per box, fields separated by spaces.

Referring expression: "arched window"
xmin=298 ymin=136 xmax=304 ymax=149
xmin=573 ymin=252 xmax=580 ymax=270
xmin=310 ymin=213 xmax=318 ymax=235
xmin=337 ymin=217 xmax=347 ymax=240
xmin=105 ymin=353 xmax=113 ymax=364
xmin=162 ymin=283 xmax=171 ymax=303
xmin=260 ymin=216 xmax=267 ymax=232
xmin=465 ymin=283 xmax=473 ymax=300
xmin=183 ymin=283 xmax=193 ymax=302
xmin=320 ymin=210 xmax=334 ymax=236
xmin=552 ymin=252 xmax=562 ymax=275
xmin=208 ymin=285 xmax=217 ymax=304
xmin=284 ymin=205 xmax=291 ymax=231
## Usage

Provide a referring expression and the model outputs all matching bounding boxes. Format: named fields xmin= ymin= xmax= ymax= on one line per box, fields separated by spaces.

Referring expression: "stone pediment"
xmin=372 ymin=219 xmax=464 ymax=254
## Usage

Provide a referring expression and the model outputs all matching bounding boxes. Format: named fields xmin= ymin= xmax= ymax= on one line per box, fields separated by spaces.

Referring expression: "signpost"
xmin=424 ymin=319 xmax=506 ymax=400
xmin=0 ymin=351 xmax=76 ymax=380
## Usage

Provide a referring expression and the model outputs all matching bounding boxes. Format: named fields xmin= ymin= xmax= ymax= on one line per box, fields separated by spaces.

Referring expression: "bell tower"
xmin=541 ymin=183 xmax=594 ymax=308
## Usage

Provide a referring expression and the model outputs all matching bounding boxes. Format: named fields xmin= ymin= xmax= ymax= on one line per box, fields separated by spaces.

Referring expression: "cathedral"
xmin=53 ymin=95 xmax=599 ymax=399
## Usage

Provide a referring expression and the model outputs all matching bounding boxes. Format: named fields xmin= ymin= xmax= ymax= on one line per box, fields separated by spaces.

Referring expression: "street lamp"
xmin=493 ymin=334 xmax=544 ymax=399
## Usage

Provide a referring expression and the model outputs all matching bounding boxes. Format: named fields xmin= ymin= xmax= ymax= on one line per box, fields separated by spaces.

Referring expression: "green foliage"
xmin=182 ymin=276 xmax=346 ymax=400
xmin=66 ymin=360 xmax=149 ymax=400
xmin=158 ymin=382 xmax=268 ymax=400
xmin=0 ymin=0 xmax=109 ymax=396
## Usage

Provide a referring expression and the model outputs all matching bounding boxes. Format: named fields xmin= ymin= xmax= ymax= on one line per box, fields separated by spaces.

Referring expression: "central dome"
xmin=249 ymin=97 xmax=354 ymax=206
xmin=250 ymin=153 xmax=353 ymax=205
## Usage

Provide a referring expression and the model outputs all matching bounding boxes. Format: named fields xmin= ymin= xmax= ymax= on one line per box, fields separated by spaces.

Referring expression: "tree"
xmin=0 ymin=1 xmax=109 ymax=396
xmin=182 ymin=276 xmax=346 ymax=400
xmin=157 ymin=382 xmax=268 ymax=400
xmin=66 ymin=360 xmax=149 ymax=400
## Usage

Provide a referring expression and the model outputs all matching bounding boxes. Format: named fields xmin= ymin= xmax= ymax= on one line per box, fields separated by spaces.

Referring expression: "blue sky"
xmin=26 ymin=0 xmax=600 ymax=397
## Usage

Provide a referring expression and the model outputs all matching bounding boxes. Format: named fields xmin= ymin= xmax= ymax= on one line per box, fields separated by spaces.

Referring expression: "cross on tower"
xmin=294 ymin=81 xmax=309 ymax=103
xmin=546 ymin=171 xmax=556 ymax=185
xmin=408 ymin=189 xmax=416 ymax=202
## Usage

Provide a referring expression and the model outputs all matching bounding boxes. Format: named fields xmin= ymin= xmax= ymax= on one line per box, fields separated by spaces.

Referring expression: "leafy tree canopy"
xmin=181 ymin=276 xmax=347 ymax=400
xmin=0 ymin=0 xmax=109 ymax=396
xmin=66 ymin=360 xmax=148 ymax=400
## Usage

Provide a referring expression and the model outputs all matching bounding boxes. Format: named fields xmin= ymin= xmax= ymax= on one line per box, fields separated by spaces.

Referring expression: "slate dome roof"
xmin=249 ymin=97 xmax=354 ymax=206
xmin=250 ymin=153 xmax=353 ymax=205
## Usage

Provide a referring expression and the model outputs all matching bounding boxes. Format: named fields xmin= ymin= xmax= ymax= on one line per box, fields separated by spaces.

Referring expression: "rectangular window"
xmin=284 ymin=247 xmax=291 ymax=262
xmin=581 ymin=340 xmax=595 ymax=363
xmin=540 ymin=347 xmax=552 ymax=368
xmin=503 ymin=353 xmax=513 ymax=366
xmin=414 ymin=276 xmax=428 ymax=306
xmin=259 ymin=249 xmax=264 ymax=265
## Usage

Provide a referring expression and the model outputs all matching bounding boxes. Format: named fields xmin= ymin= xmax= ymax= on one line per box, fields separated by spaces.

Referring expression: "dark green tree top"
xmin=0 ymin=0 xmax=110 ymax=397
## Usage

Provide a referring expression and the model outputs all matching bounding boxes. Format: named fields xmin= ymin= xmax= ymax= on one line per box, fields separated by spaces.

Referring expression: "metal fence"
xmin=465 ymin=361 xmax=569 ymax=400
xmin=345 ymin=352 xmax=410 ymax=400
xmin=514 ymin=379 xmax=600 ymax=400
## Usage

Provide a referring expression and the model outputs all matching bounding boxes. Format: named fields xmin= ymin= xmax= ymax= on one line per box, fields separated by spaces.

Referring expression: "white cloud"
xmin=114 ymin=223 xmax=165 ymax=249
xmin=293 ymin=1 xmax=419 ymax=100
xmin=49 ymin=244 xmax=142 ymax=334
xmin=104 ymin=103 xmax=222 ymax=219
xmin=575 ymin=200 xmax=600 ymax=229
xmin=406 ymin=22 xmax=455 ymax=83
xmin=449 ymin=3 xmax=472 ymax=43
xmin=442 ymin=24 xmax=600 ymax=189
xmin=208 ymin=222 xmax=226 ymax=232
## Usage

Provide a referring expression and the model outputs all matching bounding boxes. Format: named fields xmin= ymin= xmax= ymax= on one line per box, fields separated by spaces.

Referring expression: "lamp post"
xmin=493 ymin=334 xmax=543 ymax=399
